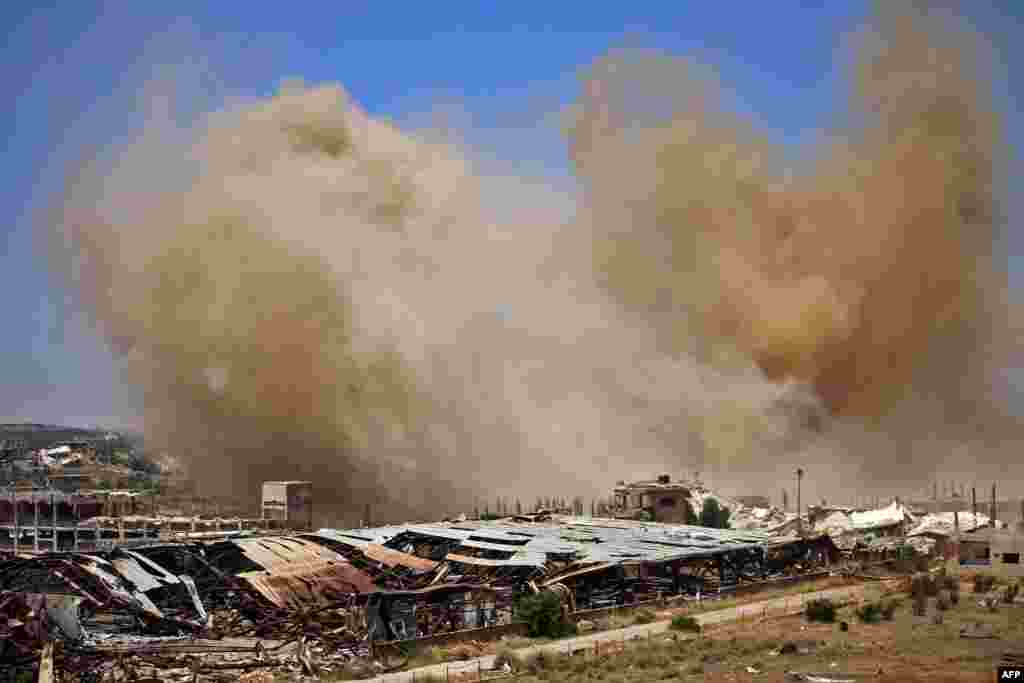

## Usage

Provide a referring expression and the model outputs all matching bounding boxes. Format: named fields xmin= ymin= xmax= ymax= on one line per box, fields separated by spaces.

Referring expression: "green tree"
xmin=699 ymin=499 xmax=731 ymax=529
xmin=513 ymin=591 xmax=575 ymax=638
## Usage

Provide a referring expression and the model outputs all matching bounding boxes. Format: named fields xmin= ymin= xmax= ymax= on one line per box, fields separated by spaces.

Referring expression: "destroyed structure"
xmin=2 ymin=469 xmax=1021 ymax=679
xmin=0 ymin=512 xmax=842 ymax=679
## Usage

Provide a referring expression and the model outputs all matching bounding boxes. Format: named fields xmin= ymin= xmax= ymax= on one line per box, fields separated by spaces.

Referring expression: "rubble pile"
xmin=0 ymin=536 xmax=379 ymax=681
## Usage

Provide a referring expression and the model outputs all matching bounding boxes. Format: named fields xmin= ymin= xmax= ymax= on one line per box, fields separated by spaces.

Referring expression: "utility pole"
xmin=796 ymin=468 xmax=804 ymax=537
xmin=972 ymin=487 xmax=977 ymax=525
xmin=990 ymin=483 xmax=996 ymax=528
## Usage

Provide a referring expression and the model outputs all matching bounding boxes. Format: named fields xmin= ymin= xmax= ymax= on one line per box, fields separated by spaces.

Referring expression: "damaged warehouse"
xmin=12 ymin=478 xmax=1016 ymax=680
xmin=0 ymin=514 xmax=846 ymax=679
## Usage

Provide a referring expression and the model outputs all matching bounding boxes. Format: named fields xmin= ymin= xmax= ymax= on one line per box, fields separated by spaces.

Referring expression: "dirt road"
xmin=363 ymin=580 xmax=895 ymax=682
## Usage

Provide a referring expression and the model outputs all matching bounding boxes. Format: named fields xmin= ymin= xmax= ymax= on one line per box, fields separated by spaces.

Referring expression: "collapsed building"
xmin=4 ymin=475 xmax=1014 ymax=679
xmin=0 ymin=512 xmax=845 ymax=677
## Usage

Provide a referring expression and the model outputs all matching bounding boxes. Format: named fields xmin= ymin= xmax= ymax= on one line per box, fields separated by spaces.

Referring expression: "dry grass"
xmin=501 ymin=589 xmax=1023 ymax=682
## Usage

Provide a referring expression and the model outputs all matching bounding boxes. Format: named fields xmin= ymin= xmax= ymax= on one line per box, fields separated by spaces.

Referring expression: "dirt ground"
xmin=501 ymin=580 xmax=1023 ymax=683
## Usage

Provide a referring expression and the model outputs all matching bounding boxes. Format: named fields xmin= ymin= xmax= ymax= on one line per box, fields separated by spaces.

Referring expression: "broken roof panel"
xmin=322 ymin=517 xmax=772 ymax=570
xmin=227 ymin=536 xmax=378 ymax=607
xmin=445 ymin=552 xmax=545 ymax=568
xmin=109 ymin=556 xmax=171 ymax=593
xmin=362 ymin=544 xmax=438 ymax=572
xmin=849 ymin=502 xmax=910 ymax=530
xmin=907 ymin=511 xmax=990 ymax=537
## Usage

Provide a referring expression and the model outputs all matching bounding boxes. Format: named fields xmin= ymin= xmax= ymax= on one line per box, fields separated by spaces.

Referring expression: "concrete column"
xmin=13 ymin=492 xmax=19 ymax=555
xmin=73 ymin=502 xmax=79 ymax=552
xmin=33 ymin=497 xmax=39 ymax=552
xmin=51 ymin=493 xmax=57 ymax=552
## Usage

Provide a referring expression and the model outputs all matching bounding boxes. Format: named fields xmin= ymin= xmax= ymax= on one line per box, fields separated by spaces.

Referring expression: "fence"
xmin=370 ymin=584 xmax=892 ymax=682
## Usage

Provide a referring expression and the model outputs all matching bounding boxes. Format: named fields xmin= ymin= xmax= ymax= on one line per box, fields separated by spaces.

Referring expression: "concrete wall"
xmin=372 ymin=621 xmax=530 ymax=657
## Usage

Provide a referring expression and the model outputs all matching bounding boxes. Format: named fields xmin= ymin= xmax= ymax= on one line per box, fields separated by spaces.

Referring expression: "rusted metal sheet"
xmin=238 ymin=564 xmax=377 ymax=609
xmin=234 ymin=537 xmax=343 ymax=571
xmin=363 ymin=544 xmax=437 ymax=572
xmin=229 ymin=537 xmax=377 ymax=608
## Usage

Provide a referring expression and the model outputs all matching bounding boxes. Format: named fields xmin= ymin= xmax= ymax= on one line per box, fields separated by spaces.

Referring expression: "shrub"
xmin=880 ymin=598 xmax=901 ymax=620
xmin=804 ymin=598 xmax=837 ymax=623
xmin=855 ymin=602 xmax=883 ymax=624
xmin=515 ymin=591 xmax=574 ymax=638
xmin=634 ymin=609 xmax=657 ymax=625
xmin=974 ymin=574 xmax=996 ymax=594
xmin=699 ymin=499 xmax=731 ymax=529
xmin=522 ymin=649 xmax=559 ymax=673
xmin=911 ymin=573 xmax=936 ymax=599
xmin=669 ymin=615 xmax=701 ymax=633
xmin=912 ymin=592 xmax=927 ymax=617
xmin=492 ymin=646 xmax=517 ymax=671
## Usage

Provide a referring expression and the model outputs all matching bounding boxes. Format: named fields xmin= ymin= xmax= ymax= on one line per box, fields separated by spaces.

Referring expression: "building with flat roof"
xmin=261 ymin=481 xmax=313 ymax=530
xmin=612 ymin=475 xmax=695 ymax=524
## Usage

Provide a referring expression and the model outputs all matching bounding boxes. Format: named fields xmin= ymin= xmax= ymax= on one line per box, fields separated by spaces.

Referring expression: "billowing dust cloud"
xmin=573 ymin=4 xmax=1017 ymax=478
xmin=51 ymin=3 xmax=1018 ymax=519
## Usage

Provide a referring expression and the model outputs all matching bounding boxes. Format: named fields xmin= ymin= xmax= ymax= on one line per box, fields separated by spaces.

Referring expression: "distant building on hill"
xmin=261 ymin=481 xmax=314 ymax=530
xmin=612 ymin=475 xmax=695 ymax=524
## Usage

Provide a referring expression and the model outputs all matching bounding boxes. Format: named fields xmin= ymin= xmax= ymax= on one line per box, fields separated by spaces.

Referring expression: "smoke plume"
xmin=573 ymin=4 xmax=1017 ymax=479
xmin=50 ymin=3 xmax=1019 ymax=519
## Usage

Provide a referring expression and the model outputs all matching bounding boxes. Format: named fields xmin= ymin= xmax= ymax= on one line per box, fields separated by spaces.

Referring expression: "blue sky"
xmin=2 ymin=1 xmax=1021 ymax=428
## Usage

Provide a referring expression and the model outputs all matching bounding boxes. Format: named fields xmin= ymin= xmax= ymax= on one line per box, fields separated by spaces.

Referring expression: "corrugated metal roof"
xmin=230 ymin=536 xmax=378 ymax=607
xmin=362 ymin=544 xmax=438 ymax=572
xmin=456 ymin=539 xmax=519 ymax=553
xmin=110 ymin=555 xmax=175 ymax=593
xmin=445 ymin=553 xmax=543 ymax=568
xmin=322 ymin=517 xmax=771 ymax=569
